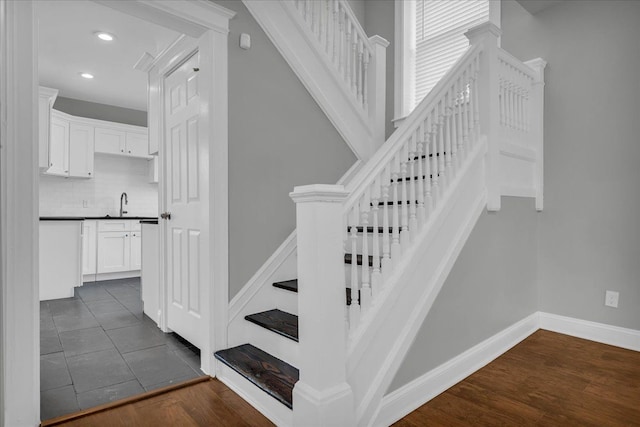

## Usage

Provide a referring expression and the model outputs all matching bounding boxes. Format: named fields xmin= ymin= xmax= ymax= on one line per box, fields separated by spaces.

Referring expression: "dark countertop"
xmin=40 ymin=216 xmax=159 ymax=221
xmin=140 ymin=219 xmax=159 ymax=225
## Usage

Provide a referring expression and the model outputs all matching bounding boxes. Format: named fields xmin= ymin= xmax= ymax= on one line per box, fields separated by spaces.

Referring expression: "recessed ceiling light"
xmin=80 ymin=72 xmax=94 ymax=79
xmin=95 ymin=32 xmax=115 ymax=42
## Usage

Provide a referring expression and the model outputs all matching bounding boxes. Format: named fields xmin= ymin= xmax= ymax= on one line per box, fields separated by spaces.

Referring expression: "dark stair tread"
xmin=214 ymin=344 xmax=299 ymax=409
xmin=344 ymin=253 xmax=374 ymax=267
xmin=375 ymin=200 xmax=420 ymax=206
xmin=272 ymin=279 xmax=298 ymax=293
xmin=245 ymin=309 xmax=298 ymax=342
xmin=391 ymin=173 xmax=442 ymax=183
xmin=271 ymin=279 xmax=358 ymax=306
xmin=350 ymin=226 xmax=394 ymax=233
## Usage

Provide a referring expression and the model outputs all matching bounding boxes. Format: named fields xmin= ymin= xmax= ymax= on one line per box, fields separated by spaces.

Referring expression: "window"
xmin=394 ymin=0 xmax=500 ymax=124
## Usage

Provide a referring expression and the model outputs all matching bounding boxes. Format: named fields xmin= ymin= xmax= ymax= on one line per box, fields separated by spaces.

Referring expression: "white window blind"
xmin=414 ymin=0 xmax=489 ymax=107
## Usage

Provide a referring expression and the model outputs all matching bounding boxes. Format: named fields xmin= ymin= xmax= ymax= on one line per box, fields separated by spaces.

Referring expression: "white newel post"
xmin=368 ymin=35 xmax=389 ymax=153
xmin=524 ymin=58 xmax=547 ymax=211
xmin=465 ymin=22 xmax=502 ymax=211
xmin=290 ymin=184 xmax=355 ymax=427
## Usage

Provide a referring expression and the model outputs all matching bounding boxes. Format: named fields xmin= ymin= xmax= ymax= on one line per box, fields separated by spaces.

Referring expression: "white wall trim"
xmin=372 ymin=311 xmax=640 ymax=426
xmin=539 ymin=312 xmax=640 ymax=352
xmin=0 ymin=1 xmax=40 ymax=425
xmin=374 ymin=312 xmax=539 ymax=427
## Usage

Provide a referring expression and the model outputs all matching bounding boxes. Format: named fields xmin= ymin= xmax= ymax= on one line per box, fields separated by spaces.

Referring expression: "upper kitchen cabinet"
xmin=38 ymin=86 xmax=59 ymax=170
xmin=44 ymin=110 xmax=94 ymax=178
xmin=95 ymin=125 xmax=151 ymax=159
xmin=69 ymin=123 xmax=95 ymax=178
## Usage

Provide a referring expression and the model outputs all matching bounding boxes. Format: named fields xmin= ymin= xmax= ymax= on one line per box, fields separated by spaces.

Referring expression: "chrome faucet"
xmin=120 ymin=192 xmax=128 ymax=217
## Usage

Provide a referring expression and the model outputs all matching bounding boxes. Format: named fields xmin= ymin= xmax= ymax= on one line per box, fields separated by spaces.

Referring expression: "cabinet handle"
xmin=125 ymin=234 xmax=129 ymax=237
xmin=88 ymin=172 xmax=91 ymax=175
xmin=128 ymin=150 xmax=131 ymax=153
xmin=121 ymin=149 xmax=124 ymax=152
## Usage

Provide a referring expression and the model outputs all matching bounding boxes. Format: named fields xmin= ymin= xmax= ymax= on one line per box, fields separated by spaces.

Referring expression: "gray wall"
xmin=216 ymin=1 xmax=357 ymax=299
xmin=347 ymin=0 xmax=365 ymax=25
xmin=388 ymin=197 xmax=539 ymax=392
xmin=502 ymin=0 xmax=640 ymax=330
xmin=53 ymin=97 xmax=147 ymax=127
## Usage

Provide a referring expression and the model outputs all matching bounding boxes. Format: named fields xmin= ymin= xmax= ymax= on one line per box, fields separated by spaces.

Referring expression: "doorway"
xmin=0 ymin=0 xmax=233 ymax=424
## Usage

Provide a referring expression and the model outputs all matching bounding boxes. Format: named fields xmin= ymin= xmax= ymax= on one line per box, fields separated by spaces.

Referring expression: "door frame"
xmin=0 ymin=0 xmax=234 ymax=423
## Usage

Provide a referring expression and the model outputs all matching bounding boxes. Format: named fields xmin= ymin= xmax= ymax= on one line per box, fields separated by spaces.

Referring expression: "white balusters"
xmin=370 ymin=178 xmax=382 ymax=295
xmin=408 ymin=133 xmax=417 ymax=241
xmin=391 ymin=154 xmax=401 ymax=263
xmin=381 ymin=165 xmax=391 ymax=279
xmin=331 ymin=45 xmax=491 ymax=337
xmin=292 ymin=0 xmax=375 ymax=112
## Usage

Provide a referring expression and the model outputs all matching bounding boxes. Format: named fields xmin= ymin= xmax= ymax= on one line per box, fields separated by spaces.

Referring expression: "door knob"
xmin=160 ymin=212 xmax=172 ymax=220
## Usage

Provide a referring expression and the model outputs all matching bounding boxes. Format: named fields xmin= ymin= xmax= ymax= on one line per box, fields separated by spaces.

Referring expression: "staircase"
xmin=215 ymin=2 xmax=546 ymax=426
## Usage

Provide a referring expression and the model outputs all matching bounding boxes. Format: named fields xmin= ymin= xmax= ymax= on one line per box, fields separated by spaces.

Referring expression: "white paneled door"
xmin=163 ymin=51 xmax=208 ymax=350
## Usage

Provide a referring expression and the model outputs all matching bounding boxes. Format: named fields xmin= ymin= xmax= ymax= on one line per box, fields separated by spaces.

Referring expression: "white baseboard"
xmin=373 ymin=312 xmax=539 ymax=427
xmin=373 ymin=311 xmax=640 ymax=426
xmin=538 ymin=312 xmax=640 ymax=352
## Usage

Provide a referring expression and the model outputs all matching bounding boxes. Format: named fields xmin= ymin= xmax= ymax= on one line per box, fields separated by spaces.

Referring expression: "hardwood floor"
xmin=48 ymin=378 xmax=274 ymax=427
xmin=395 ymin=330 xmax=640 ymax=426
xmin=46 ymin=330 xmax=639 ymax=426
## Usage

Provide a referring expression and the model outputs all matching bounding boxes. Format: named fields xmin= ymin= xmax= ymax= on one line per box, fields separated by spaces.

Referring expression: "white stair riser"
xmin=244 ymin=320 xmax=300 ymax=368
xmin=272 ymin=287 xmax=298 ymax=316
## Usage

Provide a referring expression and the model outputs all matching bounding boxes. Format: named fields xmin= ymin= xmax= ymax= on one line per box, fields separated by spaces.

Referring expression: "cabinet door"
xmin=82 ymin=221 xmax=97 ymax=275
xmin=69 ymin=123 xmax=95 ymax=178
xmin=97 ymin=232 xmax=131 ymax=273
xmin=47 ymin=117 xmax=69 ymax=176
xmin=130 ymin=231 xmax=142 ymax=270
xmin=95 ymin=127 xmax=126 ymax=155
xmin=125 ymin=132 xmax=151 ymax=158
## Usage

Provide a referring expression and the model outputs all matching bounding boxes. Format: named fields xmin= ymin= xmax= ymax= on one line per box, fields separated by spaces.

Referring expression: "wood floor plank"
xmin=51 ymin=378 xmax=273 ymax=427
xmin=396 ymin=330 xmax=640 ymax=426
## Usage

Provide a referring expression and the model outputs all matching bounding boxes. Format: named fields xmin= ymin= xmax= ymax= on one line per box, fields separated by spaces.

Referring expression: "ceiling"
xmin=515 ymin=0 xmax=563 ymax=15
xmin=37 ymin=0 xmax=182 ymax=111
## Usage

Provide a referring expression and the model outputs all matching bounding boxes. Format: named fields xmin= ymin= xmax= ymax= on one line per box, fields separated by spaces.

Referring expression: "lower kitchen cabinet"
xmin=97 ymin=231 xmax=132 ymax=273
xmin=40 ymin=220 xmax=82 ymax=301
xmin=82 ymin=220 xmax=97 ymax=275
xmin=90 ymin=220 xmax=142 ymax=277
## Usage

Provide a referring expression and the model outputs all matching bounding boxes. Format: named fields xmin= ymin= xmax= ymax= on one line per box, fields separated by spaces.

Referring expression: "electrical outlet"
xmin=605 ymin=290 xmax=619 ymax=308
xmin=82 ymin=200 xmax=88 ymax=208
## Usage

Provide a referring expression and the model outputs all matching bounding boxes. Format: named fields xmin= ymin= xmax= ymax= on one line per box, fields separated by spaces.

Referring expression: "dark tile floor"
xmin=40 ymin=278 xmax=203 ymax=421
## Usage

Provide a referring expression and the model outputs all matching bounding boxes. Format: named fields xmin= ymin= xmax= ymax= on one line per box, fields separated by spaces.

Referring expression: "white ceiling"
xmin=37 ymin=0 xmax=182 ymax=111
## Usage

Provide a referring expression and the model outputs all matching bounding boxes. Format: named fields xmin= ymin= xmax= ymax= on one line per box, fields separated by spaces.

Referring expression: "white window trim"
xmin=394 ymin=0 xmax=501 ymax=127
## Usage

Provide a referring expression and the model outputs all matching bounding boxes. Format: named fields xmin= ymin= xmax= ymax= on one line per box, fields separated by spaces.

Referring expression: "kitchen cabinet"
xmin=69 ymin=123 xmax=95 ymax=178
xmin=40 ymin=220 xmax=82 ymax=301
xmin=97 ymin=231 xmax=131 ymax=273
xmin=82 ymin=220 xmax=97 ymax=275
xmin=47 ymin=116 xmax=69 ymax=176
xmin=39 ymin=86 xmax=59 ymax=170
xmin=130 ymin=231 xmax=142 ymax=270
xmin=45 ymin=111 xmax=95 ymax=178
xmin=95 ymin=127 xmax=151 ymax=159
xmin=148 ymin=156 xmax=159 ymax=184
xmin=96 ymin=220 xmax=142 ymax=274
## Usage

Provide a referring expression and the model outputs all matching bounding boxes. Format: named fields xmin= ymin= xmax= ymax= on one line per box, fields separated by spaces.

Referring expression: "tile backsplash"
xmin=40 ymin=155 xmax=158 ymax=217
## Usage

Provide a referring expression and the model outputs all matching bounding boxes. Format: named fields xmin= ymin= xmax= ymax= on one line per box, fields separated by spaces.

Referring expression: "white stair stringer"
xmin=346 ymin=139 xmax=489 ymax=427
xmin=241 ymin=0 xmax=379 ymax=160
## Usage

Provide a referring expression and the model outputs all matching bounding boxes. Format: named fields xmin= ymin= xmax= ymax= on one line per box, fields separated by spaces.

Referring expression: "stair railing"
xmin=289 ymin=23 xmax=544 ymax=424
xmin=286 ymin=0 xmax=388 ymax=147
